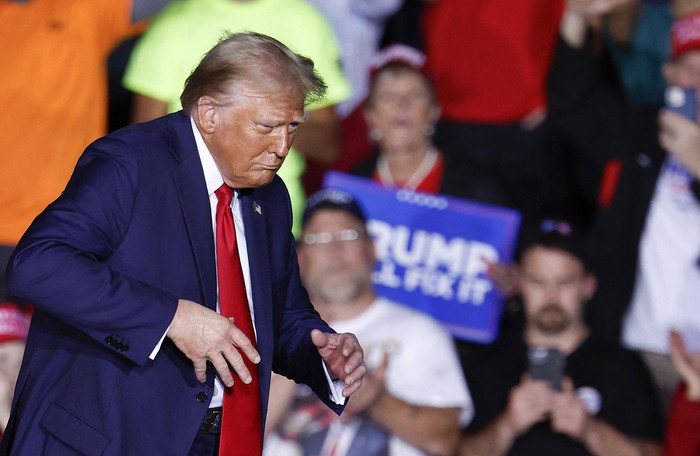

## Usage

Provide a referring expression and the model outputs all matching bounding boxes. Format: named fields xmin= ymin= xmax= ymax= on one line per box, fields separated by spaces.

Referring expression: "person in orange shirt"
xmin=0 ymin=0 xmax=172 ymax=302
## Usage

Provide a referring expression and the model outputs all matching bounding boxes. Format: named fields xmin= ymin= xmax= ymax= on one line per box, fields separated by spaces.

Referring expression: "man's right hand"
xmin=504 ymin=376 xmax=555 ymax=436
xmin=167 ymin=299 xmax=260 ymax=387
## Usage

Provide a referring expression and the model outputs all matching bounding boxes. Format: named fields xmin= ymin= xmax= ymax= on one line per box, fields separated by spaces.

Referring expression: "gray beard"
xmin=311 ymin=278 xmax=369 ymax=305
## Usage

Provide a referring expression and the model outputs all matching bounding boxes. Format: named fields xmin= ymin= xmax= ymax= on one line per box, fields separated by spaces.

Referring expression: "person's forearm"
xmin=560 ymin=9 xmax=589 ymax=49
xmin=367 ymin=391 xmax=460 ymax=456
xmin=131 ymin=94 xmax=169 ymax=124
xmin=459 ymin=413 xmax=518 ymax=456
xmin=582 ymin=418 xmax=662 ymax=456
xmin=264 ymin=375 xmax=298 ymax=436
xmin=604 ymin=0 xmax=641 ymax=47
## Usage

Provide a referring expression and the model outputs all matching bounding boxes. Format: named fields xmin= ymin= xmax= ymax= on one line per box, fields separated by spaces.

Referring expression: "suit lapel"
xmin=168 ymin=113 xmax=217 ymax=311
xmin=240 ymin=192 xmax=273 ymax=361
xmin=240 ymin=191 xmax=275 ymax=423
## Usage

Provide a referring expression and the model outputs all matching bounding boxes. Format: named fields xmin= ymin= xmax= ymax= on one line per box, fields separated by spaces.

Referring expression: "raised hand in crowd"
xmin=339 ymin=351 xmax=389 ymax=421
xmin=668 ymin=330 xmax=700 ymax=400
xmin=658 ymin=109 xmax=700 ymax=179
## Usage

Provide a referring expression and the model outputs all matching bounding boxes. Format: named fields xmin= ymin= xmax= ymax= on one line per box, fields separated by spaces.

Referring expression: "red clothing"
xmin=372 ymin=152 xmax=444 ymax=193
xmin=422 ymin=0 xmax=564 ymax=123
xmin=664 ymin=383 xmax=700 ymax=456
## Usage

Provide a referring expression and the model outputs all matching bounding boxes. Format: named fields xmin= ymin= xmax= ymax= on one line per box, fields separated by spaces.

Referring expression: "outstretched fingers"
xmin=312 ymin=330 xmax=366 ymax=397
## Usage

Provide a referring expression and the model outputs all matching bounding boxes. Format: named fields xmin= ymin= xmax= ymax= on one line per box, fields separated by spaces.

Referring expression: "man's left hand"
xmin=659 ymin=108 xmax=700 ymax=179
xmin=311 ymin=329 xmax=365 ymax=397
xmin=550 ymin=377 xmax=590 ymax=440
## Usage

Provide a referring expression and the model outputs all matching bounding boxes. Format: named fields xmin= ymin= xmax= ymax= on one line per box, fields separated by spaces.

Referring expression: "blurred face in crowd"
xmin=196 ymin=76 xmax=305 ymax=189
xmin=364 ymin=65 xmax=440 ymax=151
xmin=664 ymin=49 xmax=700 ymax=115
xmin=298 ymin=209 xmax=375 ymax=304
xmin=519 ymin=246 xmax=596 ymax=336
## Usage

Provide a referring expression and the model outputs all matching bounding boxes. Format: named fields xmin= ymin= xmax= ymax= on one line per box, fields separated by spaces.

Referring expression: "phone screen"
xmin=527 ymin=347 xmax=565 ymax=391
xmin=665 ymin=86 xmax=697 ymax=121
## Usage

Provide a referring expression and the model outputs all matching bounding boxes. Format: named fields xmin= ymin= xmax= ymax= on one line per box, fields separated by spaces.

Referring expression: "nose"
xmin=542 ymin=282 xmax=560 ymax=301
xmin=269 ymin=130 xmax=291 ymax=158
xmin=395 ymin=93 xmax=414 ymax=110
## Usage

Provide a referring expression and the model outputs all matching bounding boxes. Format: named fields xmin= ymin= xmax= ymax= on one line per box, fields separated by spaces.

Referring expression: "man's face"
xmin=519 ymin=246 xmax=595 ymax=335
xmin=298 ymin=209 xmax=375 ymax=304
xmin=199 ymin=79 xmax=305 ymax=189
xmin=365 ymin=69 xmax=440 ymax=150
xmin=664 ymin=51 xmax=700 ymax=94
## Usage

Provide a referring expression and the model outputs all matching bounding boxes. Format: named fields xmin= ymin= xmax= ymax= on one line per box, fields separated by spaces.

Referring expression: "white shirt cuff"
xmin=323 ymin=361 xmax=347 ymax=405
xmin=149 ymin=325 xmax=170 ymax=360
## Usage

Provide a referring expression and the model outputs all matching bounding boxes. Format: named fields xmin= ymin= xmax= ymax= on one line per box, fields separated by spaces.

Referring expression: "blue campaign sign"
xmin=323 ymin=171 xmax=521 ymax=343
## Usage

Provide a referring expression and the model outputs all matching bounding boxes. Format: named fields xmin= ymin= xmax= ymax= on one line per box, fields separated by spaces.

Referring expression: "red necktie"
xmin=215 ymin=184 xmax=262 ymax=455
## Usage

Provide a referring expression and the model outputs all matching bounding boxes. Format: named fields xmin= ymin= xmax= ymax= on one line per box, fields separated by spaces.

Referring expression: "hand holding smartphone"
xmin=665 ymin=86 xmax=697 ymax=121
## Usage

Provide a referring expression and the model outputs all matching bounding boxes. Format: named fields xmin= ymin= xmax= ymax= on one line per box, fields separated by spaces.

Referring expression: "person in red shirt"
xmin=421 ymin=0 xmax=564 ymax=222
xmin=664 ymin=330 xmax=700 ymax=456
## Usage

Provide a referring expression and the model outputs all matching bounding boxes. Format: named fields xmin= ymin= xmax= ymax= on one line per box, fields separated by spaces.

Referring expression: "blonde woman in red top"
xmin=353 ymin=44 xmax=510 ymax=206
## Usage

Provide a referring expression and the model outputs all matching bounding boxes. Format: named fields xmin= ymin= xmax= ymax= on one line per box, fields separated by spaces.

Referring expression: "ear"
xmin=194 ymin=96 xmax=217 ymax=134
xmin=296 ymin=242 xmax=308 ymax=270
xmin=662 ymin=60 xmax=689 ymax=89
xmin=429 ymin=102 xmax=442 ymax=125
xmin=366 ymin=235 xmax=377 ymax=266
xmin=363 ymin=104 xmax=378 ymax=129
xmin=582 ymin=273 xmax=597 ymax=301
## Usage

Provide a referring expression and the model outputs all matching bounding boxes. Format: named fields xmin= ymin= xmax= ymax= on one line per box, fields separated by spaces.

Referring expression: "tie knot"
xmin=215 ymin=184 xmax=233 ymax=206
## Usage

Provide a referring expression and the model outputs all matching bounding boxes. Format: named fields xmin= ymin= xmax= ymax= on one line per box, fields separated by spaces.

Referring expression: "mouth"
xmin=259 ymin=163 xmax=282 ymax=172
xmin=391 ymin=119 xmax=412 ymax=128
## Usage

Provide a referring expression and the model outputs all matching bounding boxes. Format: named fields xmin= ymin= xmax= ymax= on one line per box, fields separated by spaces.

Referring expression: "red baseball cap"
xmin=671 ymin=10 xmax=700 ymax=59
xmin=0 ymin=302 xmax=30 ymax=344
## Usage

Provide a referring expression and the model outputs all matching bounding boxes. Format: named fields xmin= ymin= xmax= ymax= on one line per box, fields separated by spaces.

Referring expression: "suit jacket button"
xmin=105 ymin=336 xmax=113 ymax=345
xmin=196 ymin=392 xmax=208 ymax=404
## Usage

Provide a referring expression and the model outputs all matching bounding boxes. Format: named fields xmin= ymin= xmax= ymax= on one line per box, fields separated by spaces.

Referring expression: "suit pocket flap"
xmin=40 ymin=402 xmax=110 ymax=456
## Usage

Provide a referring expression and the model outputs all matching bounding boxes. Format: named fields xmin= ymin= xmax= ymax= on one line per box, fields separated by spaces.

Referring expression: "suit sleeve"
xmin=264 ymin=181 xmax=345 ymax=415
xmin=274 ymin=248 xmax=345 ymax=415
xmin=7 ymin=137 xmax=177 ymax=366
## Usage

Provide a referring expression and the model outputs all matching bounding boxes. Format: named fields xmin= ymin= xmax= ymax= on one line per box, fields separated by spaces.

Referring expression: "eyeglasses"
xmin=301 ymin=229 xmax=363 ymax=246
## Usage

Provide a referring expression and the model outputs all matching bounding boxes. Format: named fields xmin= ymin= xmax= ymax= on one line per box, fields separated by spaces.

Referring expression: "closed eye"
xmin=256 ymin=124 xmax=275 ymax=133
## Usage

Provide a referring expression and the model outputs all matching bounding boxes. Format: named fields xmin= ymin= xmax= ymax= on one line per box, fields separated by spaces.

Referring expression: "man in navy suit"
xmin=2 ymin=32 xmax=365 ymax=455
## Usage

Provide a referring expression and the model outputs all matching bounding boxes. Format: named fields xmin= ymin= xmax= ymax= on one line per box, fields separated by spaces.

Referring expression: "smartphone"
xmin=665 ymin=86 xmax=697 ymax=121
xmin=527 ymin=347 xmax=565 ymax=391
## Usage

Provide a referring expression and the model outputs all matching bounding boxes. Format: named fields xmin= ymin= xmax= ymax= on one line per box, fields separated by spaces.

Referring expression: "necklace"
xmin=376 ymin=147 xmax=439 ymax=190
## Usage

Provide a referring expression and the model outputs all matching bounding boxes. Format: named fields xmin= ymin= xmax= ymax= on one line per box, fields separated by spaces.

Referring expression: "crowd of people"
xmin=2 ymin=0 xmax=700 ymax=454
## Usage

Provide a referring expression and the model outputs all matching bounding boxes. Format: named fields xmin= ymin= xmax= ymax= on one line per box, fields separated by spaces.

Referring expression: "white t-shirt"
xmin=623 ymin=157 xmax=700 ymax=353
xmin=265 ymin=297 xmax=473 ymax=456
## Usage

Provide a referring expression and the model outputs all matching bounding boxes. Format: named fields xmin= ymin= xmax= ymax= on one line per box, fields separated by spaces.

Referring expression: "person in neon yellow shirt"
xmin=123 ymin=0 xmax=351 ymax=236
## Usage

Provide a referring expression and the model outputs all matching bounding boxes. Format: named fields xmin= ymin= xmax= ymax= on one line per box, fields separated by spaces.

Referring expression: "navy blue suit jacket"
xmin=3 ymin=112 xmax=341 ymax=455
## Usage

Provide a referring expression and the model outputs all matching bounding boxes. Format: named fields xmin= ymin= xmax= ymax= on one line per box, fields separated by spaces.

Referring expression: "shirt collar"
xmin=190 ymin=117 xmax=224 ymax=196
